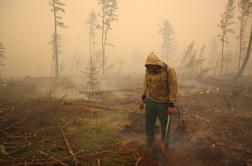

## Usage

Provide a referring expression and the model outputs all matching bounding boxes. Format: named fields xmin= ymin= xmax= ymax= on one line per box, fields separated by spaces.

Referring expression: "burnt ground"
xmin=0 ymin=77 xmax=252 ymax=166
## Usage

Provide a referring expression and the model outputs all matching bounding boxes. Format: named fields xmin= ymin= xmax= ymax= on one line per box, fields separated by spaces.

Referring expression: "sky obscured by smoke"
xmin=1 ymin=0 xmax=249 ymax=78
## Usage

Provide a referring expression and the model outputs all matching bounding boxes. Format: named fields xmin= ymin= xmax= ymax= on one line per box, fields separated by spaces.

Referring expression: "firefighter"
xmin=139 ymin=52 xmax=177 ymax=153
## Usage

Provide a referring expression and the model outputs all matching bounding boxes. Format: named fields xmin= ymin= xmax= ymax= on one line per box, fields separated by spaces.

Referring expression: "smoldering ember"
xmin=0 ymin=0 xmax=252 ymax=166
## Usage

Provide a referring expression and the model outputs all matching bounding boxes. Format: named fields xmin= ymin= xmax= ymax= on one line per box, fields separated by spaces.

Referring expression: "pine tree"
xmin=237 ymin=0 xmax=251 ymax=71
xmin=49 ymin=0 xmax=67 ymax=79
xmin=0 ymin=43 xmax=5 ymax=66
xmin=98 ymin=0 xmax=118 ymax=74
xmin=218 ymin=0 xmax=236 ymax=75
xmin=85 ymin=11 xmax=99 ymax=102
xmin=158 ymin=20 xmax=175 ymax=62
xmin=180 ymin=42 xmax=197 ymax=79
xmin=234 ymin=24 xmax=252 ymax=81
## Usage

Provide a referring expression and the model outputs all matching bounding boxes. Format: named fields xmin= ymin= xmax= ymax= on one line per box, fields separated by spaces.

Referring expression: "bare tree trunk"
xmin=103 ymin=26 xmax=109 ymax=66
xmin=89 ymin=24 xmax=92 ymax=102
xmin=221 ymin=34 xmax=225 ymax=75
xmin=101 ymin=12 xmax=105 ymax=74
xmin=233 ymin=24 xmax=252 ymax=81
xmin=53 ymin=0 xmax=59 ymax=79
xmin=214 ymin=56 xmax=219 ymax=77
xmin=220 ymin=5 xmax=229 ymax=76
xmin=238 ymin=12 xmax=244 ymax=71
xmin=92 ymin=28 xmax=95 ymax=100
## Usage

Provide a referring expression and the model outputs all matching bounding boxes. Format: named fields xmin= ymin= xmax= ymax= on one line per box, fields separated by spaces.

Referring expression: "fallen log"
xmin=85 ymin=105 xmax=115 ymax=112
xmin=79 ymin=88 xmax=142 ymax=95
xmin=0 ymin=108 xmax=10 ymax=112
xmin=209 ymin=143 xmax=252 ymax=156
xmin=79 ymin=85 xmax=195 ymax=95
xmin=58 ymin=125 xmax=80 ymax=166
xmin=201 ymin=79 xmax=252 ymax=91
xmin=205 ymin=135 xmax=252 ymax=156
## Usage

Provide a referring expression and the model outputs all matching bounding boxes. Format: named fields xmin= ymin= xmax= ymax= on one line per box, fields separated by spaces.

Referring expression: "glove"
xmin=138 ymin=95 xmax=146 ymax=110
xmin=141 ymin=95 xmax=147 ymax=102
xmin=167 ymin=102 xmax=175 ymax=114
xmin=167 ymin=107 xmax=174 ymax=114
xmin=139 ymin=101 xmax=144 ymax=110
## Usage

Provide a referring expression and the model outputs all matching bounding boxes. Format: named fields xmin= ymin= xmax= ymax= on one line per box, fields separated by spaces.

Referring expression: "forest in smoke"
xmin=0 ymin=0 xmax=252 ymax=166
xmin=0 ymin=0 xmax=251 ymax=81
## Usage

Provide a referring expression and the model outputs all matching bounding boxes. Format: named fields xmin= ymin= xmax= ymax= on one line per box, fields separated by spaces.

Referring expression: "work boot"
xmin=165 ymin=143 xmax=172 ymax=151
xmin=159 ymin=144 xmax=166 ymax=155
xmin=143 ymin=144 xmax=154 ymax=157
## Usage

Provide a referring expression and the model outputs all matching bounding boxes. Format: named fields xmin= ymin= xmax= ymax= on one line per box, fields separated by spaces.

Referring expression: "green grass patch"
xmin=66 ymin=118 xmax=123 ymax=152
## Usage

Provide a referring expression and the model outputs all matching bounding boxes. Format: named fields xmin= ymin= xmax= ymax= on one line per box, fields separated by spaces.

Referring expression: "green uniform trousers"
xmin=145 ymin=98 xmax=171 ymax=147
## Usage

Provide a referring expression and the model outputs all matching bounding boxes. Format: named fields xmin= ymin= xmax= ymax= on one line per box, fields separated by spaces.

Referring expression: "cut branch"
xmin=0 ymin=120 xmax=26 ymax=133
xmin=40 ymin=151 xmax=68 ymax=166
xmin=58 ymin=125 xmax=80 ymax=166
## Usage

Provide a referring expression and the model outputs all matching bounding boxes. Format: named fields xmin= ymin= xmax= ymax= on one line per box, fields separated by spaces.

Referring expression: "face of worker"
xmin=146 ymin=65 xmax=162 ymax=73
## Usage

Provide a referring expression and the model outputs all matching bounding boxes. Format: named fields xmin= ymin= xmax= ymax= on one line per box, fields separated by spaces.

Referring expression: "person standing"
xmin=140 ymin=52 xmax=177 ymax=152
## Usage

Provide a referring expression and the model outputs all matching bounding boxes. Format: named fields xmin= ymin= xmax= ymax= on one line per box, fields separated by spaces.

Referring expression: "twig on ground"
xmin=7 ymin=138 xmax=51 ymax=156
xmin=96 ymin=159 xmax=101 ymax=166
xmin=39 ymin=151 xmax=68 ymax=166
xmin=0 ymin=120 xmax=26 ymax=133
xmin=135 ymin=156 xmax=144 ymax=166
xmin=58 ymin=125 xmax=80 ymax=166
xmin=73 ymin=149 xmax=85 ymax=156
xmin=80 ymin=150 xmax=113 ymax=158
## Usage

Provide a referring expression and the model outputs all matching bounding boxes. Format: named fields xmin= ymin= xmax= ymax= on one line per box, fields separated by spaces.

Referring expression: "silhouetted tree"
xmin=180 ymin=43 xmax=210 ymax=79
xmin=0 ymin=42 xmax=5 ymax=78
xmin=234 ymin=24 xmax=252 ymax=81
xmin=72 ymin=52 xmax=81 ymax=72
xmin=0 ymin=43 xmax=5 ymax=66
xmin=85 ymin=10 xmax=99 ymax=102
xmin=209 ymin=38 xmax=221 ymax=76
xmin=195 ymin=45 xmax=206 ymax=73
xmin=237 ymin=0 xmax=251 ymax=71
xmin=158 ymin=20 xmax=175 ymax=62
xmin=60 ymin=60 xmax=65 ymax=73
xmin=218 ymin=0 xmax=236 ymax=75
xmin=180 ymin=42 xmax=197 ymax=79
xmin=98 ymin=0 xmax=118 ymax=74
xmin=49 ymin=0 xmax=67 ymax=79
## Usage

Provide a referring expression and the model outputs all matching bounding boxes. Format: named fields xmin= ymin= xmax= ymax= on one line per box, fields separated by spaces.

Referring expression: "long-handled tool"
xmin=164 ymin=112 xmax=172 ymax=146
xmin=164 ymin=104 xmax=182 ymax=146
